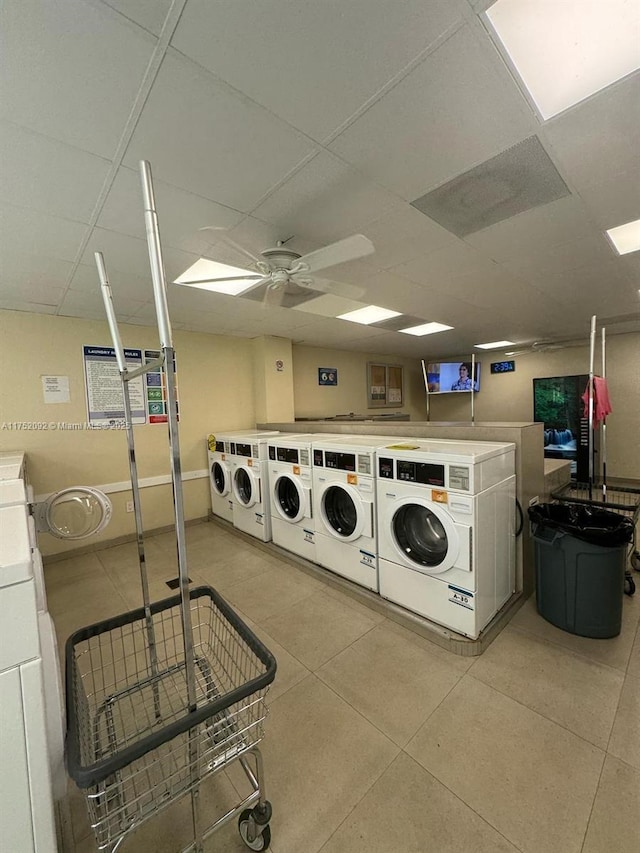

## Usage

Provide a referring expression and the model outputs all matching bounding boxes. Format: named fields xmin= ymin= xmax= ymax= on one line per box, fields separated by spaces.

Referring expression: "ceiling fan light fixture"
xmin=475 ymin=340 xmax=516 ymax=349
xmin=174 ymin=258 xmax=257 ymax=295
xmin=605 ymin=218 xmax=640 ymax=255
xmin=337 ymin=305 xmax=401 ymax=325
xmin=399 ymin=322 xmax=454 ymax=336
xmin=485 ymin=0 xmax=640 ymax=120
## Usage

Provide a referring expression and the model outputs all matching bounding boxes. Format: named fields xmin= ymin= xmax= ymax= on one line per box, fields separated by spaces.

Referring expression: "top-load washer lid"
xmin=36 ymin=486 xmax=112 ymax=540
xmin=0 ymin=478 xmax=28 ymax=507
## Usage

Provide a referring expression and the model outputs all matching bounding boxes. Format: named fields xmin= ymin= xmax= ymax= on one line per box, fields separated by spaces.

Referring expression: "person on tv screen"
xmin=451 ymin=362 xmax=478 ymax=391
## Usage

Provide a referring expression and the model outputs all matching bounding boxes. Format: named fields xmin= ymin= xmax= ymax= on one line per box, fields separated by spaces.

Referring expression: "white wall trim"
xmin=35 ymin=469 xmax=208 ymax=502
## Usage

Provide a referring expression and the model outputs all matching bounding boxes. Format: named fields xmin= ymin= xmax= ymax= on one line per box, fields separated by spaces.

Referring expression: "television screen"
xmin=426 ymin=361 xmax=481 ymax=394
xmin=533 ymin=374 xmax=589 ymax=480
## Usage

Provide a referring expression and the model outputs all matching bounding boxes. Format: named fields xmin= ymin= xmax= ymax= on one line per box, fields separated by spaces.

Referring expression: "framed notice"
xmin=83 ymin=346 xmax=146 ymax=426
xmin=144 ymin=350 xmax=179 ymax=423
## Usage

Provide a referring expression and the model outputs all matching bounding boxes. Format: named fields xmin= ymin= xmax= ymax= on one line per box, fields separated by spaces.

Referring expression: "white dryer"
xmin=207 ymin=431 xmax=279 ymax=523
xmin=312 ymin=435 xmax=403 ymax=591
xmin=231 ymin=433 xmax=296 ymax=542
xmin=267 ymin=434 xmax=340 ymax=561
xmin=376 ymin=440 xmax=516 ymax=639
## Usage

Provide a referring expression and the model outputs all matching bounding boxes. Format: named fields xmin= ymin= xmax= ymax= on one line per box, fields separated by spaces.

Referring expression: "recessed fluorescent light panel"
xmin=606 ymin=218 xmax=640 ymax=255
xmin=475 ymin=340 xmax=515 ymax=349
xmin=337 ymin=306 xmax=401 ymax=325
xmin=486 ymin=0 xmax=640 ymax=119
xmin=174 ymin=258 xmax=257 ymax=295
xmin=400 ymin=322 xmax=454 ymax=337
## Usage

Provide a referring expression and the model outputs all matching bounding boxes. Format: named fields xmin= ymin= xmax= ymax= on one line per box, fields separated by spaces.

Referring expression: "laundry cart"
xmin=65 ymin=161 xmax=276 ymax=852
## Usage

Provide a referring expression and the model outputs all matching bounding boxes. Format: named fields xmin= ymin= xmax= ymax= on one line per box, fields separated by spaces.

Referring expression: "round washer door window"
xmin=323 ymin=485 xmax=357 ymax=537
xmin=392 ymin=503 xmax=449 ymax=567
xmin=211 ymin=461 xmax=228 ymax=496
xmin=234 ymin=467 xmax=254 ymax=505
xmin=42 ymin=487 xmax=112 ymax=540
xmin=275 ymin=475 xmax=302 ymax=522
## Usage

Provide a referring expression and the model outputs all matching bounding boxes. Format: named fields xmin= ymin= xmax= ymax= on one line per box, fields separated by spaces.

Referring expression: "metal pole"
xmin=470 ymin=353 xmax=476 ymax=424
xmin=140 ymin=160 xmax=173 ymax=350
xmin=95 ymin=252 xmax=161 ymax=719
xmin=421 ymin=360 xmax=430 ymax=422
xmin=588 ymin=315 xmax=596 ymax=499
xmin=601 ymin=326 xmax=607 ymax=500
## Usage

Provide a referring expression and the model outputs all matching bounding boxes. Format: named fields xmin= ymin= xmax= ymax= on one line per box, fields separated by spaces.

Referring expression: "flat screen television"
xmin=533 ymin=374 xmax=589 ymax=481
xmin=426 ymin=361 xmax=481 ymax=394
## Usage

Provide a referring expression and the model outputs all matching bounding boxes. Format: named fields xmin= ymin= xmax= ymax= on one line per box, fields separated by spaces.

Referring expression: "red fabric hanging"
xmin=581 ymin=376 xmax=613 ymax=425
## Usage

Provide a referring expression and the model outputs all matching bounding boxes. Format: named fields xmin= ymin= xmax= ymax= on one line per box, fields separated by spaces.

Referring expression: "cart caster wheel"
xmin=239 ymin=808 xmax=271 ymax=851
xmin=624 ymin=573 xmax=636 ymax=596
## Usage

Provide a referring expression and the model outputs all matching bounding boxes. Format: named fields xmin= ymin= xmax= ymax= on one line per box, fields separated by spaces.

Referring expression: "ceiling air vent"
xmin=411 ymin=135 xmax=571 ymax=237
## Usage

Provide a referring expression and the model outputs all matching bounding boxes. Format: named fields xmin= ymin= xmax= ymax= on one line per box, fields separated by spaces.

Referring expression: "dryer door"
xmin=273 ymin=473 xmax=309 ymax=524
xmin=386 ymin=496 xmax=466 ymax=575
xmin=233 ymin=465 xmax=260 ymax=508
xmin=319 ymin=482 xmax=372 ymax=542
xmin=210 ymin=459 xmax=231 ymax=497
xmin=36 ymin=487 xmax=112 ymax=540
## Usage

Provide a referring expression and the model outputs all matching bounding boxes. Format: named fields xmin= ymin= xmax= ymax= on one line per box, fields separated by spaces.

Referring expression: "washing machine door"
xmin=273 ymin=473 xmax=309 ymax=523
xmin=210 ymin=458 xmax=231 ymax=497
xmin=319 ymin=482 xmax=372 ymax=542
xmin=386 ymin=496 xmax=463 ymax=575
xmin=233 ymin=465 xmax=261 ymax=508
xmin=35 ymin=486 xmax=112 ymax=540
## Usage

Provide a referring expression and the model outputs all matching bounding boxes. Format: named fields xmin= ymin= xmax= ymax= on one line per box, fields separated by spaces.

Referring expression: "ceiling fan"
xmin=183 ymin=233 xmax=375 ymax=303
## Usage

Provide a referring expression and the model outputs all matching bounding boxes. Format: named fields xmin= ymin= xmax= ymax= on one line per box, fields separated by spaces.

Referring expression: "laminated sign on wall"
xmin=83 ymin=346 xmax=146 ymax=426
xmin=144 ymin=350 xmax=178 ymax=424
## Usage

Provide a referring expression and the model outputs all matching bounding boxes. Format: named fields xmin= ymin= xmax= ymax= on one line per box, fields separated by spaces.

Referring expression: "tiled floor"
xmin=47 ymin=521 xmax=640 ymax=853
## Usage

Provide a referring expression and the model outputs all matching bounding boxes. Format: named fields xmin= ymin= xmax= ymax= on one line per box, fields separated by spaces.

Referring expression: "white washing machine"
xmin=311 ymin=435 xmax=404 ymax=591
xmin=207 ymin=431 xmax=279 ymax=523
xmin=376 ymin=440 xmax=516 ymax=639
xmin=267 ymin=433 xmax=341 ymax=561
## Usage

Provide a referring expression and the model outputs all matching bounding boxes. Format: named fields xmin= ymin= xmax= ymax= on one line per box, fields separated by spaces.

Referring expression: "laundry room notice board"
xmin=83 ymin=345 xmax=178 ymax=427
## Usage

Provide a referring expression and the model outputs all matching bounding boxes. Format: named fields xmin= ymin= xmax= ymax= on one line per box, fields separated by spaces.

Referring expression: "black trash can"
xmin=528 ymin=503 xmax=634 ymax=638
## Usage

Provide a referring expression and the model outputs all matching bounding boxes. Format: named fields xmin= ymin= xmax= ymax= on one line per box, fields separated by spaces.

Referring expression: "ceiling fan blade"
xmin=294 ymin=276 xmax=365 ymax=301
xmin=297 ymin=234 xmax=374 ymax=274
xmin=236 ymin=275 xmax=272 ymax=295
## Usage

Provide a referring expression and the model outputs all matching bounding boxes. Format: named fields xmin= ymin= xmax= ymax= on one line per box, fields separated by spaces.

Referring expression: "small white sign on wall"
xmin=41 ymin=375 xmax=70 ymax=404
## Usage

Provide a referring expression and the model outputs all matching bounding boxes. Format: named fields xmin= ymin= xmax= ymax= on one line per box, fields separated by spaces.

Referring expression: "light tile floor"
xmin=47 ymin=521 xmax=640 ymax=853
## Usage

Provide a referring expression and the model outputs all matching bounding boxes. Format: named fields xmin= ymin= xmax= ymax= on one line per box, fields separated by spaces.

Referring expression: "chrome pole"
xmin=421 ymin=360 xmax=431 ymax=422
xmin=470 ymin=353 xmax=476 ymax=424
xmin=601 ymin=326 xmax=607 ymax=500
xmin=588 ymin=315 xmax=596 ymax=498
xmin=95 ymin=251 xmax=161 ymax=718
xmin=139 ymin=161 xmax=197 ymax=713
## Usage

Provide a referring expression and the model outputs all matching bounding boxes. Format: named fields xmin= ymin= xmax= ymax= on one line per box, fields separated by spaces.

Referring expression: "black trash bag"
xmin=528 ymin=503 xmax=635 ymax=548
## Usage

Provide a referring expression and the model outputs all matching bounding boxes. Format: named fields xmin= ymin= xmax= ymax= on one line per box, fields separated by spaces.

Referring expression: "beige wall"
xmin=252 ymin=336 xmax=295 ymax=423
xmin=291 ymin=344 xmax=426 ymax=421
xmin=424 ymin=332 xmax=640 ymax=479
xmin=0 ymin=309 xmax=257 ymax=554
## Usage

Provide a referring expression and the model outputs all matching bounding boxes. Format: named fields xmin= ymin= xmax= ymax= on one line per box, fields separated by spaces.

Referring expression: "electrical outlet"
xmin=126 ymin=500 xmax=134 ymax=513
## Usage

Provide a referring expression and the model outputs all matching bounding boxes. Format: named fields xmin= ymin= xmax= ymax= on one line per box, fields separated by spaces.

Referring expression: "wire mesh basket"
xmin=65 ymin=585 xmax=276 ymax=851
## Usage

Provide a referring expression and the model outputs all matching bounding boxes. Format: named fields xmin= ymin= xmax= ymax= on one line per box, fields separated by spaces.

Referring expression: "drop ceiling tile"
xmin=465 ymin=195 xmax=598 ymax=261
xmin=80 ymin=227 xmax=200 ymax=286
xmin=58 ymin=287 xmax=147 ymax=320
xmin=252 ymin=152 xmax=404 ymax=245
xmin=0 ymin=251 xmax=75 ymax=298
xmin=0 ymin=123 xmax=111 ymax=222
xmin=390 ymin=240 xmax=499 ymax=286
xmin=544 ymin=73 xmax=640 ymax=192
xmin=575 ymin=168 xmax=640 ymax=231
xmin=124 ymin=50 xmax=317 ymax=211
xmin=0 ymin=205 xmax=87 ymax=262
xmin=97 ymin=166 xmax=245 ymax=254
xmin=292 ymin=294 xmax=366 ymax=318
xmin=329 ymin=24 xmax=534 ymax=200
xmin=501 ymin=233 xmax=615 ymax=281
xmin=0 ymin=300 xmax=57 ymax=315
xmin=69 ymin=262 xmax=153 ymax=304
xmin=100 ymin=0 xmax=174 ymax=35
xmin=361 ymin=205 xmax=459 ymax=270
xmin=0 ymin=0 xmax=156 ymax=158
xmin=170 ymin=0 xmax=465 ymax=141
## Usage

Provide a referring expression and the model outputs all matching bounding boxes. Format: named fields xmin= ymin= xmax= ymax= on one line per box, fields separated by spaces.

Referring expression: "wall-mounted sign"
xmin=490 ymin=360 xmax=516 ymax=374
xmin=318 ymin=368 xmax=338 ymax=386
xmin=42 ymin=375 xmax=70 ymax=404
xmin=83 ymin=346 xmax=146 ymax=426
